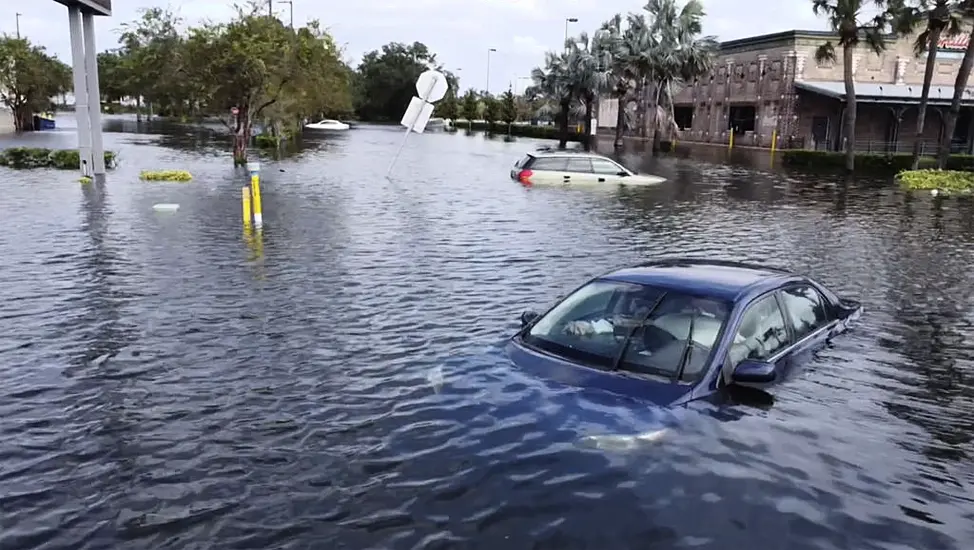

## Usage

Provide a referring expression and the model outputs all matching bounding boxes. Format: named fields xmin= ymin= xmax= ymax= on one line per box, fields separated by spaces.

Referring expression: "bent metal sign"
xmin=52 ymin=0 xmax=111 ymax=16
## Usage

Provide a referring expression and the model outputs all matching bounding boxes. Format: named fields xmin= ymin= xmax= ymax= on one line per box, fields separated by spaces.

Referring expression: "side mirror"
xmin=617 ymin=171 xmax=629 ymax=177
xmin=520 ymin=310 xmax=540 ymax=328
xmin=731 ymin=359 xmax=777 ymax=385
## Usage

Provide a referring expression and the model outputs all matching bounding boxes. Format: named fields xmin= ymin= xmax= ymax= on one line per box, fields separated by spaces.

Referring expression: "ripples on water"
xmin=2 ymin=117 xmax=974 ymax=549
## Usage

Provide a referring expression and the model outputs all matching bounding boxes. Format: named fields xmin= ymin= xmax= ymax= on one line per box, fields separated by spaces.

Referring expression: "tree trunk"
xmin=233 ymin=106 xmax=251 ymax=166
xmin=558 ymin=98 xmax=570 ymax=148
xmin=13 ymin=104 xmax=34 ymax=132
xmin=667 ymin=80 xmax=677 ymax=146
xmin=583 ymin=97 xmax=594 ymax=151
xmin=614 ymin=91 xmax=627 ymax=149
xmin=937 ymin=26 xmax=974 ymax=169
xmin=651 ymin=81 xmax=664 ymax=153
xmin=842 ymin=45 xmax=857 ymax=173
xmin=911 ymin=27 xmax=942 ymax=170
xmin=636 ymin=80 xmax=648 ymax=138
xmin=136 ymin=96 xmax=143 ymax=123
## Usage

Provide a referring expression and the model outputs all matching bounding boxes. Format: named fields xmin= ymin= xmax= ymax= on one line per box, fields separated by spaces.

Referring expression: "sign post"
xmin=53 ymin=1 xmax=111 ymax=180
xmin=386 ymin=69 xmax=449 ymax=179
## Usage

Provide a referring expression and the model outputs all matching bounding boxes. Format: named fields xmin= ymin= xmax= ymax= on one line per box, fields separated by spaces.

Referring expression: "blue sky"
xmin=4 ymin=0 xmax=831 ymax=94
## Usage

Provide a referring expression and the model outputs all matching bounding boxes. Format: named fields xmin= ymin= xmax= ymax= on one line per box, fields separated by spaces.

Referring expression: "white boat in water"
xmin=304 ymin=119 xmax=350 ymax=132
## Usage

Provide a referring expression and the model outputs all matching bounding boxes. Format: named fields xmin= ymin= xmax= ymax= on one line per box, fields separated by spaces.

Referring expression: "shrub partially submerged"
xmin=0 ymin=147 xmax=117 ymax=170
xmin=139 ymin=170 xmax=193 ymax=182
xmin=897 ymin=169 xmax=974 ymax=194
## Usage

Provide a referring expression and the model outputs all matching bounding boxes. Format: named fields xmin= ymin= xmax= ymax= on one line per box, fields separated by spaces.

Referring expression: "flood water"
xmin=2 ymin=115 xmax=974 ymax=549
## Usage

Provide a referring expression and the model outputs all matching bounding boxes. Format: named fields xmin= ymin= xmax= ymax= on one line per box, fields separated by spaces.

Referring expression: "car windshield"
xmin=523 ymin=279 xmax=731 ymax=382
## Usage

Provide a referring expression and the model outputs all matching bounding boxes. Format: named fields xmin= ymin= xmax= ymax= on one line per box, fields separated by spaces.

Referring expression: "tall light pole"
xmin=486 ymin=48 xmax=496 ymax=95
xmin=15 ymin=12 xmax=21 ymax=38
xmin=280 ymin=0 xmax=293 ymax=27
xmin=564 ymin=17 xmax=578 ymax=49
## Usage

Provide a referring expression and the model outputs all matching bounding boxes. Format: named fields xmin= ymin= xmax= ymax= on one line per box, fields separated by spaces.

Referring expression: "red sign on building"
xmin=938 ymin=34 xmax=970 ymax=50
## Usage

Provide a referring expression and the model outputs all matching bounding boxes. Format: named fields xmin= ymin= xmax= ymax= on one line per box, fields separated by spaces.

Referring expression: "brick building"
xmin=598 ymin=28 xmax=974 ymax=153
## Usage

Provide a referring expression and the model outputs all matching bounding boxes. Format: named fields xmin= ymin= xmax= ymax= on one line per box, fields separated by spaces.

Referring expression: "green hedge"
xmin=781 ymin=150 xmax=974 ymax=172
xmin=0 ymin=147 xmax=118 ymax=170
xmin=461 ymin=121 xmax=583 ymax=142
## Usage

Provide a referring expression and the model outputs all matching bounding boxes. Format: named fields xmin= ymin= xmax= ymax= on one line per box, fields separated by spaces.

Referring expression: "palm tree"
xmin=528 ymin=51 xmax=573 ymax=148
xmin=900 ymin=0 xmax=964 ymax=169
xmin=645 ymin=0 xmax=717 ymax=151
xmin=594 ymin=14 xmax=635 ymax=149
xmin=566 ymin=33 xmax=611 ymax=151
xmin=812 ymin=0 xmax=906 ymax=172
xmin=937 ymin=1 xmax=974 ymax=167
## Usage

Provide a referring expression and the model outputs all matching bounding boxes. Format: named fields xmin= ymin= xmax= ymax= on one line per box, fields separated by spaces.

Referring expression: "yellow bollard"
xmin=770 ymin=128 xmax=778 ymax=154
xmin=247 ymin=162 xmax=263 ymax=228
xmin=251 ymin=174 xmax=262 ymax=226
xmin=728 ymin=130 xmax=734 ymax=151
xmin=242 ymin=186 xmax=252 ymax=226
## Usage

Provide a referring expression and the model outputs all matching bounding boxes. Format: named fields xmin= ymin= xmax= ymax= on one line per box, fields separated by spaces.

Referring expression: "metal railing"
xmin=809 ymin=139 xmax=970 ymax=155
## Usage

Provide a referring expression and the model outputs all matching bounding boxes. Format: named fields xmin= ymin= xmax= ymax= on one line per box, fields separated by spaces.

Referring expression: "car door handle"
xmin=598 ymin=177 xmax=606 ymax=182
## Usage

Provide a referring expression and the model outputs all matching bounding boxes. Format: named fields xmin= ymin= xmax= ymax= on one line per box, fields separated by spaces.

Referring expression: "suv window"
xmin=726 ymin=294 xmax=790 ymax=368
xmin=529 ymin=157 xmax=569 ymax=171
xmin=565 ymin=158 xmax=593 ymax=173
xmin=515 ymin=154 xmax=534 ymax=168
xmin=591 ymin=158 xmax=624 ymax=175
xmin=779 ymin=285 xmax=830 ymax=340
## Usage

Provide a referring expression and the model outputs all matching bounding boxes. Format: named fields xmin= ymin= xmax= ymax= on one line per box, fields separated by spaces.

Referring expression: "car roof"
xmin=599 ymin=258 xmax=798 ymax=302
xmin=527 ymin=148 xmax=613 ymax=160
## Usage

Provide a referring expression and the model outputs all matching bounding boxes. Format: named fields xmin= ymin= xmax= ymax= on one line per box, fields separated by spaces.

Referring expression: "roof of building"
xmin=795 ymin=80 xmax=974 ymax=105
xmin=600 ymin=259 xmax=794 ymax=302
xmin=719 ymin=29 xmax=896 ymax=52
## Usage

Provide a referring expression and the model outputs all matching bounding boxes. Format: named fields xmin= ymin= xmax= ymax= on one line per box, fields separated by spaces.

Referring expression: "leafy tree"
xmin=434 ymin=78 xmax=460 ymax=121
xmin=459 ymin=89 xmax=479 ymax=128
xmin=118 ymin=7 xmax=185 ymax=119
xmin=353 ymin=42 xmax=456 ymax=121
xmin=500 ymin=87 xmax=517 ymax=133
xmin=97 ymin=50 xmax=129 ymax=104
xmin=812 ymin=0 xmax=906 ymax=172
xmin=482 ymin=93 xmax=499 ymax=129
xmin=0 ymin=36 xmax=71 ymax=131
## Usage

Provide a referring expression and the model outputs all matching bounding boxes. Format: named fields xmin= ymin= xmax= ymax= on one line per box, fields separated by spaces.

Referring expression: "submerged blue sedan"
xmin=508 ymin=259 xmax=863 ymax=407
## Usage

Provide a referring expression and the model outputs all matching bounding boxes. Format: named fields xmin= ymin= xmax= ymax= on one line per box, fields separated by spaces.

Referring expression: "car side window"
xmin=778 ymin=285 xmax=830 ymax=341
xmin=565 ymin=158 xmax=593 ymax=173
xmin=591 ymin=158 xmax=624 ymax=175
xmin=530 ymin=157 xmax=569 ymax=171
xmin=726 ymin=294 xmax=790 ymax=369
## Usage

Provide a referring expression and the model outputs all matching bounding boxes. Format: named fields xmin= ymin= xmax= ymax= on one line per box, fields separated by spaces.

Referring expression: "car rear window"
xmin=515 ymin=154 xmax=534 ymax=169
xmin=529 ymin=157 xmax=569 ymax=171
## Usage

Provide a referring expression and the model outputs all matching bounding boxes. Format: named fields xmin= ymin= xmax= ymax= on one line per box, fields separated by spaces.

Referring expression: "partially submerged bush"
xmin=140 ymin=170 xmax=193 ymax=182
xmin=0 ymin=147 xmax=117 ymax=170
xmin=897 ymin=169 xmax=974 ymax=194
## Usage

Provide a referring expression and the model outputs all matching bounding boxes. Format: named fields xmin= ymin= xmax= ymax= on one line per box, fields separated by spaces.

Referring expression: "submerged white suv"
xmin=511 ymin=149 xmax=666 ymax=186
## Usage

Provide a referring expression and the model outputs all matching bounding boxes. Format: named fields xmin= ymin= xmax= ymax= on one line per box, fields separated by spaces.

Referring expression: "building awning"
xmin=795 ymin=80 xmax=974 ymax=106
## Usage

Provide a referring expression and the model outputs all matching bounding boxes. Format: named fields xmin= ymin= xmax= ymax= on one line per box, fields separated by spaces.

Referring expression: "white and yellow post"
xmin=247 ymin=161 xmax=263 ymax=228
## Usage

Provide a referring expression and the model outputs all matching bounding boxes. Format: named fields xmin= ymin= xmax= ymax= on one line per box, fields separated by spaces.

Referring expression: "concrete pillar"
xmin=82 ymin=13 xmax=105 ymax=176
xmin=68 ymin=6 xmax=93 ymax=177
